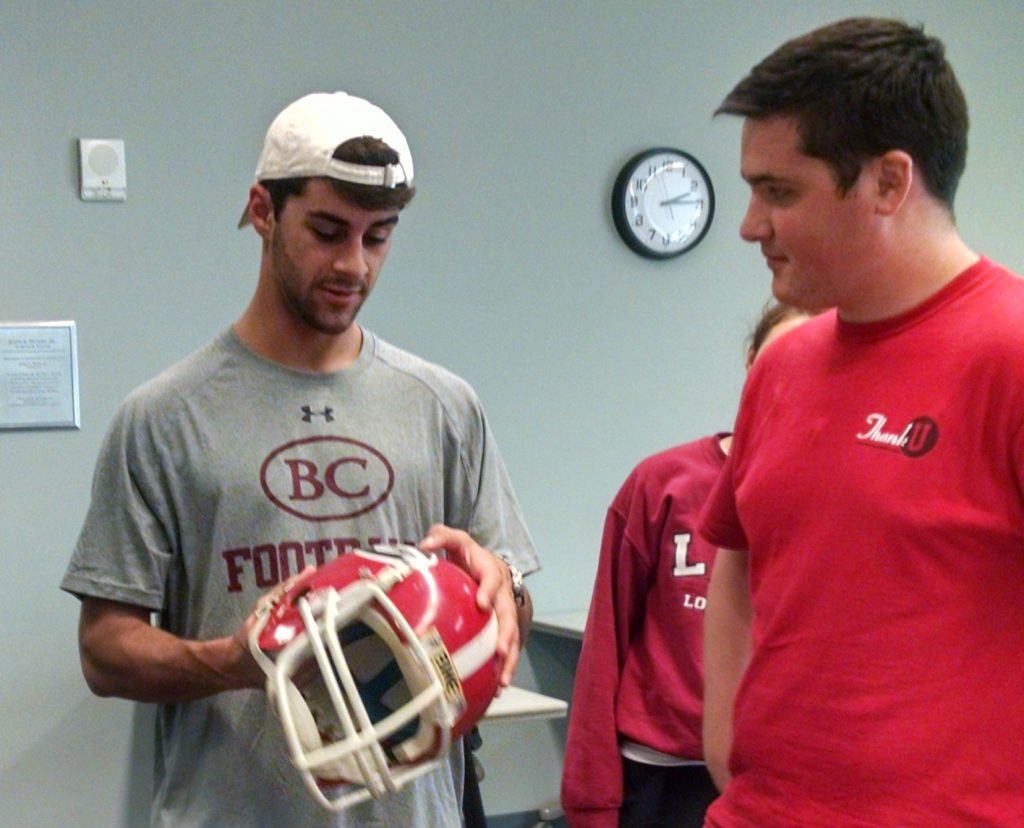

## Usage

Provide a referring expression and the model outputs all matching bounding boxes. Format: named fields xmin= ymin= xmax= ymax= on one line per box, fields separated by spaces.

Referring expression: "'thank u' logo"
xmin=856 ymin=413 xmax=939 ymax=458
xmin=260 ymin=436 xmax=395 ymax=521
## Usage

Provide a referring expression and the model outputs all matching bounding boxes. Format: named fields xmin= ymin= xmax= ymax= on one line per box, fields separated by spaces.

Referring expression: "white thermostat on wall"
xmin=79 ymin=138 xmax=126 ymax=201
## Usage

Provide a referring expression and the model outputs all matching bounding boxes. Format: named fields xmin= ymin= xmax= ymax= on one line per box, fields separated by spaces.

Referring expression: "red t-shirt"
xmin=701 ymin=259 xmax=1024 ymax=827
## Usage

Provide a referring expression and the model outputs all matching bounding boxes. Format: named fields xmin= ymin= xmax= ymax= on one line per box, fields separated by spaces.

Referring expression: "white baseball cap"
xmin=238 ymin=91 xmax=414 ymax=227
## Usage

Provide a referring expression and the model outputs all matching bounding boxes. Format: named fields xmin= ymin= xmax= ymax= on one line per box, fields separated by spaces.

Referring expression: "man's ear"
xmin=247 ymin=184 xmax=275 ymax=237
xmin=874 ymin=150 xmax=913 ymax=216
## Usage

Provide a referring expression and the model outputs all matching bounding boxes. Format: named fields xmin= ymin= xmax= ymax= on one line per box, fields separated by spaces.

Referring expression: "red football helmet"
xmin=248 ymin=544 xmax=501 ymax=812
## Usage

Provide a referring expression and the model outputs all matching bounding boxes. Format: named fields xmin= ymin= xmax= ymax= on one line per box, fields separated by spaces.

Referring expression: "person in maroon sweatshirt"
xmin=561 ymin=300 xmax=811 ymax=828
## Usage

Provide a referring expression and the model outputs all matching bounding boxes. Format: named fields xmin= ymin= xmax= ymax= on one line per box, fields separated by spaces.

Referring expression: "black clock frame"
xmin=611 ymin=147 xmax=715 ymax=260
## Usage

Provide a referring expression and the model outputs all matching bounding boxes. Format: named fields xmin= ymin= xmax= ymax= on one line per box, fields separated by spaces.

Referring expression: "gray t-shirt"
xmin=62 ymin=328 xmax=538 ymax=828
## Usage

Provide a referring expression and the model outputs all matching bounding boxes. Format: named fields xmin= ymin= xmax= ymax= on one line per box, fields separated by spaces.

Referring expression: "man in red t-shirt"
xmin=700 ymin=17 xmax=1024 ymax=828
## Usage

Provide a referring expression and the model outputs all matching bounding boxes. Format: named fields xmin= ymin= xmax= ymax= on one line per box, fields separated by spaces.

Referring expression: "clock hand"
xmin=656 ymin=177 xmax=683 ymax=219
xmin=660 ymin=195 xmax=702 ymax=207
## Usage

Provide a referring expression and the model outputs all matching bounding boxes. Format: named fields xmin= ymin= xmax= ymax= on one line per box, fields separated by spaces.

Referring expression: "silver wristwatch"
xmin=498 ymin=555 xmax=526 ymax=607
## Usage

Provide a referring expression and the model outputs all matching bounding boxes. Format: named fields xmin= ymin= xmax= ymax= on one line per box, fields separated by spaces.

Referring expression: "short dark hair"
xmin=717 ymin=17 xmax=969 ymax=209
xmin=262 ymin=136 xmax=416 ymax=216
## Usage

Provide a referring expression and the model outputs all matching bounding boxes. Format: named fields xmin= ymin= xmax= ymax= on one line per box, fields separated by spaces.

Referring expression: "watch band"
xmin=498 ymin=555 xmax=526 ymax=608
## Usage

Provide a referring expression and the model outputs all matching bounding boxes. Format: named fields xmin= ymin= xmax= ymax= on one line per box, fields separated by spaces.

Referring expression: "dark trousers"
xmin=619 ymin=758 xmax=718 ymax=828
xmin=462 ymin=731 xmax=487 ymax=828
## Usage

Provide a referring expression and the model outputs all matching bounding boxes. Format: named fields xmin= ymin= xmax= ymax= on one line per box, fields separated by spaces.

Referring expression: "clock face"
xmin=612 ymin=148 xmax=715 ymax=259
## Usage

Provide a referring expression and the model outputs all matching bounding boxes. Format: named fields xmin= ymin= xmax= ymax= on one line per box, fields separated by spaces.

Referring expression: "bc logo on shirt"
xmin=261 ymin=436 xmax=396 ymax=520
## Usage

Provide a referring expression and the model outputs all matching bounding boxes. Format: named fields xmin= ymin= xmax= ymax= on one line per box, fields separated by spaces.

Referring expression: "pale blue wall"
xmin=3 ymin=1 xmax=1023 ymax=823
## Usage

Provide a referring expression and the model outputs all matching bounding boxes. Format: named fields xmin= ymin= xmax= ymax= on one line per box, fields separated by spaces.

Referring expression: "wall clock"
xmin=611 ymin=147 xmax=715 ymax=259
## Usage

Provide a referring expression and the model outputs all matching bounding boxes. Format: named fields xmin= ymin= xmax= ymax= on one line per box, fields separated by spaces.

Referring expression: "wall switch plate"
xmin=79 ymin=139 xmax=126 ymax=201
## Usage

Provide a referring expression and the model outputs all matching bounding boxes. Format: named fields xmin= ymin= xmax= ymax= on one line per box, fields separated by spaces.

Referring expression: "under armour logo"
xmin=301 ymin=405 xmax=334 ymax=423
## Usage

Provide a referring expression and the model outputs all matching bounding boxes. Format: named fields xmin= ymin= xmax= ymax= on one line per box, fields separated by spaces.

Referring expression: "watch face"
xmin=612 ymin=148 xmax=715 ymax=259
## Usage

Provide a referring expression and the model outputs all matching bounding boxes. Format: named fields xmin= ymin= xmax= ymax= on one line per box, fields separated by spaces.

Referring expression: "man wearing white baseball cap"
xmin=62 ymin=91 xmax=539 ymax=828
